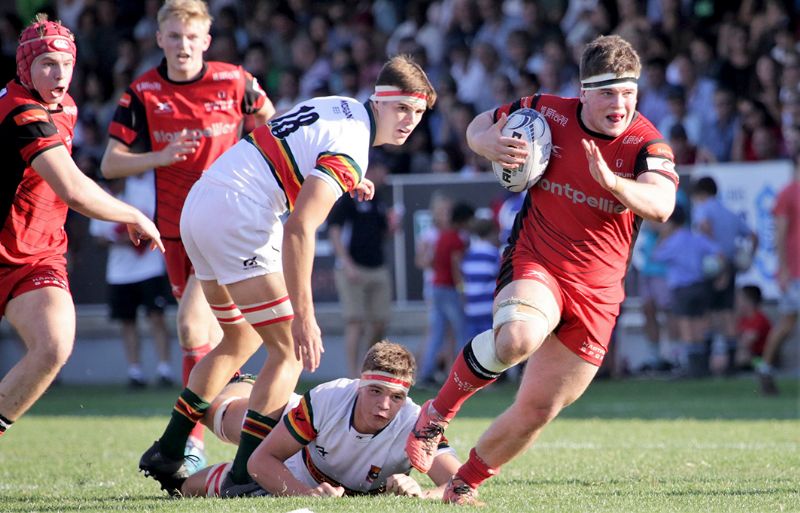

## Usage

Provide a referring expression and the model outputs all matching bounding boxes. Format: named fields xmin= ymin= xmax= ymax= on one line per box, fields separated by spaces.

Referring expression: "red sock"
xmin=182 ymin=343 xmax=212 ymax=443
xmin=457 ymin=448 xmax=500 ymax=489
xmin=432 ymin=346 xmax=498 ymax=420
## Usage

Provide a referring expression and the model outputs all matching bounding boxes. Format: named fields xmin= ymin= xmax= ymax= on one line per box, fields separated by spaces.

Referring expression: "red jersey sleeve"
xmin=241 ymin=69 xmax=267 ymax=115
xmin=108 ymin=87 xmax=150 ymax=151
xmin=635 ymin=140 xmax=679 ymax=187
xmin=8 ymin=104 xmax=64 ymax=165
xmin=492 ymin=95 xmax=540 ymax=122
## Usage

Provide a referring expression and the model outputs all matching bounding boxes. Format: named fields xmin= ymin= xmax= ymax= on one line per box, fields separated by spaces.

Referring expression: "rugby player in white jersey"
xmin=180 ymin=341 xmax=460 ymax=498
xmin=140 ymin=55 xmax=437 ymax=497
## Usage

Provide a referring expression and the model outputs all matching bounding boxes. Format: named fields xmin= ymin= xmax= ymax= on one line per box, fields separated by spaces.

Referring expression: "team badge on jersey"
xmin=365 ymin=465 xmax=381 ymax=483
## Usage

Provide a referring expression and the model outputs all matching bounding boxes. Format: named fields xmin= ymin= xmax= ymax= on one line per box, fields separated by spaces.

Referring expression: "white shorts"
xmin=180 ymin=180 xmax=284 ymax=285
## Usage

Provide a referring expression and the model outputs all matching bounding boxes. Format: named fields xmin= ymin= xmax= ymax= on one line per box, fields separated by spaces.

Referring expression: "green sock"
xmin=231 ymin=409 xmax=278 ymax=483
xmin=159 ymin=388 xmax=210 ymax=460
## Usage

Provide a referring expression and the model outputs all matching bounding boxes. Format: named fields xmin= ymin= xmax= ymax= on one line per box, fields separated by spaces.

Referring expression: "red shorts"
xmin=498 ymin=246 xmax=620 ymax=366
xmin=163 ymin=239 xmax=194 ymax=299
xmin=0 ymin=254 xmax=70 ymax=318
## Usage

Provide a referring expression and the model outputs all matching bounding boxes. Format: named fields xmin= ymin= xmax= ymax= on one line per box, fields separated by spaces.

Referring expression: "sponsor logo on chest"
xmin=204 ymin=98 xmax=235 ymax=112
xmin=152 ymin=122 xmax=239 ymax=143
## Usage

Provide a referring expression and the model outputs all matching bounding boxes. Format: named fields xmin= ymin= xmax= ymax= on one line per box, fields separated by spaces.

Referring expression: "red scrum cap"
xmin=16 ymin=15 xmax=76 ymax=91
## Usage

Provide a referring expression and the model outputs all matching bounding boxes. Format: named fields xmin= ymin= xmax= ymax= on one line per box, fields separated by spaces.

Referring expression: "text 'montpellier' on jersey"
xmin=496 ymin=94 xmax=679 ymax=305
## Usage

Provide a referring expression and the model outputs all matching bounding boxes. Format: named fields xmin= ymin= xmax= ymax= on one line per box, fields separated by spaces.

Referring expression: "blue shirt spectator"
xmin=461 ymin=217 xmax=500 ymax=341
xmin=691 ymin=177 xmax=757 ymax=260
xmin=653 ymin=226 xmax=721 ymax=289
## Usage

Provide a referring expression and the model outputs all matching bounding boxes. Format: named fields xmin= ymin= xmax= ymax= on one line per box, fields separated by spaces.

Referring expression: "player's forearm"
xmin=69 ymin=179 xmax=142 ymax=224
xmin=251 ymin=457 xmax=312 ymax=496
xmin=466 ymin=111 xmax=495 ymax=158
xmin=282 ymin=222 xmax=316 ymax=318
xmin=100 ymin=144 xmax=161 ymax=179
xmin=609 ymin=177 xmax=674 ymax=222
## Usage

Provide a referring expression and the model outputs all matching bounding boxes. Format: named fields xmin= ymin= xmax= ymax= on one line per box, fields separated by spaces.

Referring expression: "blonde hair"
xmin=580 ymin=35 xmax=641 ymax=80
xmin=375 ymin=54 xmax=437 ymax=109
xmin=361 ymin=340 xmax=416 ymax=385
xmin=158 ymin=0 xmax=213 ymax=30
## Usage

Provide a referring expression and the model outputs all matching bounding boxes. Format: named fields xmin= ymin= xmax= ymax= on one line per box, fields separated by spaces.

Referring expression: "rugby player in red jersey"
xmin=406 ymin=35 xmax=679 ymax=505
xmin=0 ymin=14 xmax=163 ymax=439
xmin=101 ymin=0 xmax=274 ymax=467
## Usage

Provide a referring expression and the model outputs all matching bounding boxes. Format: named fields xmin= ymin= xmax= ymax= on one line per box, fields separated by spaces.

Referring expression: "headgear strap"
xmin=359 ymin=370 xmax=412 ymax=393
xmin=370 ymin=85 xmax=428 ymax=108
xmin=16 ymin=17 xmax=76 ymax=91
xmin=580 ymin=73 xmax=638 ymax=91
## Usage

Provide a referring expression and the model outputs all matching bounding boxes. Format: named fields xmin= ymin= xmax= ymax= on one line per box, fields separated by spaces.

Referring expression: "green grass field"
xmin=2 ymin=377 xmax=798 ymax=512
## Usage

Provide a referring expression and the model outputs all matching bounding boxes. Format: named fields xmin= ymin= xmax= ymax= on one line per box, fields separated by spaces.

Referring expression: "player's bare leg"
xmin=139 ymin=280 xmax=261 ymax=494
xmin=221 ymin=273 xmax=303 ymax=492
xmin=444 ymin=335 xmax=598 ymax=504
xmin=408 ymin=279 xmax=559 ymax=472
xmin=0 ymin=287 xmax=75 ymax=435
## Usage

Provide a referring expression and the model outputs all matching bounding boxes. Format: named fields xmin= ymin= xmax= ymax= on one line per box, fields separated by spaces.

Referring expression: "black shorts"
xmin=109 ymin=275 xmax=171 ymax=321
xmin=670 ymin=283 xmax=710 ymax=318
xmin=707 ymin=264 xmax=736 ymax=311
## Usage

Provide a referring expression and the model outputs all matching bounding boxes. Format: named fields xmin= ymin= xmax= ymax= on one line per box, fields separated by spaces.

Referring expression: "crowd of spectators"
xmin=2 ymin=0 xmax=799 ymax=182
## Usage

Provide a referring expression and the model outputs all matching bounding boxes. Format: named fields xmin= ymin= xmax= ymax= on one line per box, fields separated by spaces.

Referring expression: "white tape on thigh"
xmin=212 ymin=397 xmax=237 ymax=444
xmin=470 ymin=329 xmax=508 ymax=373
xmin=240 ymin=296 xmax=294 ymax=328
xmin=210 ymin=302 xmax=245 ymax=325
xmin=493 ymin=297 xmax=551 ymax=330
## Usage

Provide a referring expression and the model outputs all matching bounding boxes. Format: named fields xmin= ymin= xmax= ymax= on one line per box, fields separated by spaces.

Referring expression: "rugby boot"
xmin=139 ymin=440 xmax=199 ymax=496
xmin=443 ymin=475 xmax=484 ymax=506
xmin=405 ymin=399 xmax=449 ymax=473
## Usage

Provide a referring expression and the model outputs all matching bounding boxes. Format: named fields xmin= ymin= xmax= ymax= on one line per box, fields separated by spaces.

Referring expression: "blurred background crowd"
xmin=2 ymin=0 xmax=799 ymax=178
xmin=1 ymin=0 xmax=798 ymax=389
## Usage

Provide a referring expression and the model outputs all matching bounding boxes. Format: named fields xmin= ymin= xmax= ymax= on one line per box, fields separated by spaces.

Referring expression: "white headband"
xmin=369 ymin=85 xmax=428 ymax=108
xmin=359 ymin=370 xmax=412 ymax=393
xmin=580 ymin=73 xmax=639 ymax=91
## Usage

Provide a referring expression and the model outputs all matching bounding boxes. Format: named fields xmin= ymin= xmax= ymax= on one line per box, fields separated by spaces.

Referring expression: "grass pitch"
xmin=1 ymin=377 xmax=797 ymax=512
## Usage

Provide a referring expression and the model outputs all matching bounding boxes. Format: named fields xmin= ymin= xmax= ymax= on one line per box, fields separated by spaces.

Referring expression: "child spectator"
xmin=652 ymin=205 xmax=723 ymax=378
xmin=733 ymin=285 xmax=772 ymax=373
xmin=461 ymin=212 xmax=500 ymax=341
xmin=418 ymin=202 xmax=474 ymax=386
xmin=89 ymin=173 xmax=173 ymax=389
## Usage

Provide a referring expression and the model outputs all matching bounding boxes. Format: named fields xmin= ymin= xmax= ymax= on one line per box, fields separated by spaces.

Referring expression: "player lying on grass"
xmin=179 ymin=341 xmax=459 ymax=498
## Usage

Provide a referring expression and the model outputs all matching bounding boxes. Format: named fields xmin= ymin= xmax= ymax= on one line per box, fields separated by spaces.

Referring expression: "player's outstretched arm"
xmin=283 ymin=176 xmax=339 ymax=371
xmin=100 ymin=134 xmax=200 ymax=179
xmin=32 ymin=146 xmax=164 ymax=252
xmin=249 ymin=420 xmax=344 ymax=497
xmin=418 ymin=451 xmax=462 ymax=499
xmin=581 ymin=139 xmax=675 ymax=223
xmin=466 ymin=110 xmax=528 ymax=169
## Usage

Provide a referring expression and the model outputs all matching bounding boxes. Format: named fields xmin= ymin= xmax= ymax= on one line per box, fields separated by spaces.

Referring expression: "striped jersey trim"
xmin=284 ymin=392 xmax=316 ymax=444
xmin=246 ymin=130 xmax=303 ymax=211
xmin=314 ymin=152 xmax=363 ymax=192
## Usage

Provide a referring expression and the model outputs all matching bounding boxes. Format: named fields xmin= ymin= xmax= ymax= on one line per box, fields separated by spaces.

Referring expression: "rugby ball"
xmin=491 ymin=108 xmax=552 ymax=192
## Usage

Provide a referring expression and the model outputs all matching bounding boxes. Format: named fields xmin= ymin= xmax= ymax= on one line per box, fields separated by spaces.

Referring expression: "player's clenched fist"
xmin=386 ymin=474 xmax=423 ymax=497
